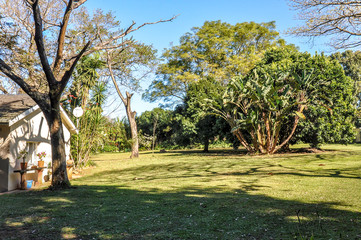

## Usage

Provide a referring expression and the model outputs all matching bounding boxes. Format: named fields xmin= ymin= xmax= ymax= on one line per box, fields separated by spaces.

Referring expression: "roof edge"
xmin=8 ymin=105 xmax=40 ymax=126
xmin=8 ymin=104 xmax=78 ymax=134
xmin=60 ymin=106 xmax=78 ymax=134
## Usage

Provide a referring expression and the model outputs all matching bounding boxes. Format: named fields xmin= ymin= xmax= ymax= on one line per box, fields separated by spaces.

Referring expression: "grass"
xmin=0 ymin=144 xmax=361 ymax=239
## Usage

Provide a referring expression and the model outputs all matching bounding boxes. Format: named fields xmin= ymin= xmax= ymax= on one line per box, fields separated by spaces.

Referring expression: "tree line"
xmin=140 ymin=21 xmax=357 ymax=154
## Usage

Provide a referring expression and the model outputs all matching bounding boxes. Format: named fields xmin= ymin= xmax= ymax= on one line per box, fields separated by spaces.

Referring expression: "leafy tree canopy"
xmin=143 ymin=20 xmax=288 ymax=106
xmin=204 ymin=47 xmax=355 ymax=153
xmin=258 ymin=48 xmax=356 ymax=148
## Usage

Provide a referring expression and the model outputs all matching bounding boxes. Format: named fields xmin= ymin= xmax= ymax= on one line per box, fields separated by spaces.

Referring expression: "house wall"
xmin=7 ymin=109 xmax=72 ymax=191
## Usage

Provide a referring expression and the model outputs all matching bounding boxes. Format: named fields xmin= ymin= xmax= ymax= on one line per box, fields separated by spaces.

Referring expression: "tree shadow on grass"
xmin=141 ymin=146 xmax=346 ymax=158
xmin=141 ymin=148 xmax=249 ymax=157
xmin=84 ymin=158 xmax=361 ymax=185
xmin=0 ymin=184 xmax=360 ymax=240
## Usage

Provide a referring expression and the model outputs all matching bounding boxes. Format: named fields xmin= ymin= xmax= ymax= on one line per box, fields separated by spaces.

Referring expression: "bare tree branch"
xmin=66 ymin=16 xmax=177 ymax=61
xmin=0 ymin=58 xmax=45 ymax=102
xmin=58 ymin=41 xmax=91 ymax=96
xmin=106 ymin=50 xmax=126 ymax=104
xmin=30 ymin=0 xmax=57 ymax=85
xmin=53 ymin=0 xmax=75 ymax=75
xmin=288 ymin=0 xmax=361 ymax=49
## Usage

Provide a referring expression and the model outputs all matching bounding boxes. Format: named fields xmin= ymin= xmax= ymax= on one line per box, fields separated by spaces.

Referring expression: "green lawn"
xmin=1 ymin=144 xmax=361 ymax=239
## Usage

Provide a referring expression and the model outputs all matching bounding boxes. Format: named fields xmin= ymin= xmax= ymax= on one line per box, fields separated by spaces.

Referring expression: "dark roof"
xmin=0 ymin=94 xmax=37 ymax=124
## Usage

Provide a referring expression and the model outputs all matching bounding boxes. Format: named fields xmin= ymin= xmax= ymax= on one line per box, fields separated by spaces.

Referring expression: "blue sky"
xmin=85 ymin=0 xmax=331 ymax=118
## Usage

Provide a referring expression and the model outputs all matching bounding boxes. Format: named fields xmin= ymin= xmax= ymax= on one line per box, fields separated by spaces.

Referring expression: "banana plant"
xmin=223 ymin=68 xmax=317 ymax=154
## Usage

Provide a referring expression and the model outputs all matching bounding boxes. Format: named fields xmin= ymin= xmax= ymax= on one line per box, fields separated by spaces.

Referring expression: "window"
xmin=26 ymin=142 xmax=39 ymax=166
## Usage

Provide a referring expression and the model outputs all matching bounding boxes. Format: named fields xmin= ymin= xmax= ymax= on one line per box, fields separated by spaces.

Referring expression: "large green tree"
xmin=136 ymin=108 xmax=174 ymax=149
xmin=214 ymin=67 xmax=316 ymax=154
xmin=143 ymin=21 xmax=289 ymax=151
xmin=214 ymin=47 xmax=356 ymax=153
xmin=144 ymin=20 xmax=287 ymax=105
xmin=261 ymin=48 xmax=356 ymax=148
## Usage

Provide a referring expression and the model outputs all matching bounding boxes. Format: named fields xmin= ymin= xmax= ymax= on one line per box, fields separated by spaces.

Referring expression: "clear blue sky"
xmin=85 ymin=0 xmax=331 ymax=118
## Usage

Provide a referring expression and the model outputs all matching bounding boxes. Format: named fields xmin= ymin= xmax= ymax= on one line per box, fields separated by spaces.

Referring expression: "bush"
xmin=102 ymin=144 xmax=119 ymax=153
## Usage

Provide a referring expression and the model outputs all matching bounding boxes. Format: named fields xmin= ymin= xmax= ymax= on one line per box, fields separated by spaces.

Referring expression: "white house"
xmin=0 ymin=94 xmax=77 ymax=192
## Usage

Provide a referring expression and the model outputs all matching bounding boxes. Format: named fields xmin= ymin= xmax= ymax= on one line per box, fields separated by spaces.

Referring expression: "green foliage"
xmin=330 ymin=50 xmax=361 ymax=126
xmin=70 ymin=81 xmax=108 ymax=167
xmin=136 ymin=107 xmax=201 ymax=150
xmin=136 ymin=108 xmax=175 ymax=149
xmin=101 ymin=118 xmax=132 ymax=153
xmin=221 ymin=66 xmax=315 ymax=154
xmin=185 ymin=77 xmax=239 ymax=151
xmin=62 ymin=56 xmax=108 ymax=167
xmin=205 ymin=47 xmax=356 ymax=153
xmin=144 ymin=20 xmax=287 ymax=106
xmin=265 ymin=49 xmax=357 ymax=148
xmin=331 ymin=50 xmax=361 ymax=84
xmin=136 ymin=104 xmax=237 ymax=151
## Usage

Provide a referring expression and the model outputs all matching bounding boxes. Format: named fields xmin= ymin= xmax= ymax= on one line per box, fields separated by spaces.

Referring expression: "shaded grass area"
xmin=0 ymin=144 xmax=361 ymax=239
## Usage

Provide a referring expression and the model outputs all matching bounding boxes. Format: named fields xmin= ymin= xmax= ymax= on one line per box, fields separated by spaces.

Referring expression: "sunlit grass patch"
xmin=44 ymin=197 xmax=74 ymax=203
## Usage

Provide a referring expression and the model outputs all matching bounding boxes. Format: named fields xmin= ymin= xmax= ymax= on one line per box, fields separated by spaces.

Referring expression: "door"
xmin=0 ymin=157 xmax=9 ymax=192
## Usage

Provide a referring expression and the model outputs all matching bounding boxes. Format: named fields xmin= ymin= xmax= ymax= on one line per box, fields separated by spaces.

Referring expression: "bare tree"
xmin=0 ymin=0 xmax=175 ymax=188
xmin=105 ymin=42 xmax=162 ymax=158
xmin=288 ymin=0 xmax=361 ymax=49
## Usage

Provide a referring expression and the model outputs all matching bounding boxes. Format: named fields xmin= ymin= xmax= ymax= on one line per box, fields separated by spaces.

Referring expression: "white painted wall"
xmin=7 ymin=108 xmax=72 ymax=191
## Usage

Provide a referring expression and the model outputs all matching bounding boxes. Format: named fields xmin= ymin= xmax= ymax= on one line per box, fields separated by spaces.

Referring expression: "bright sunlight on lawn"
xmin=1 ymin=144 xmax=361 ymax=239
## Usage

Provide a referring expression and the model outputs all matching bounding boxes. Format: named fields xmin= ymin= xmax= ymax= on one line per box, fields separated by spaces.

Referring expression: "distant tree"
xmin=102 ymin=118 xmax=131 ymax=153
xmin=186 ymin=77 xmax=233 ymax=152
xmin=137 ymin=108 xmax=175 ymax=148
xmin=288 ymin=0 xmax=361 ymax=49
xmin=330 ymin=50 xmax=361 ymax=105
xmin=144 ymin=20 xmax=287 ymax=106
xmin=331 ymin=50 xmax=361 ymax=126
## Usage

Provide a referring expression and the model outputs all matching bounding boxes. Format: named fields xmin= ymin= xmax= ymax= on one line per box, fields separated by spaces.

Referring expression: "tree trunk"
xmin=42 ymin=100 xmax=70 ymax=189
xmin=233 ymin=129 xmax=253 ymax=153
xmin=128 ymin=112 xmax=139 ymax=158
xmin=152 ymin=114 xmax=158 ymax=151
xmin=203 ymin=138 xmax=209 ymax=153
xmin=106 ymin=54 xmax=139 ymax=159
xmin=124 ymin=92 xmax=139 ymax=158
